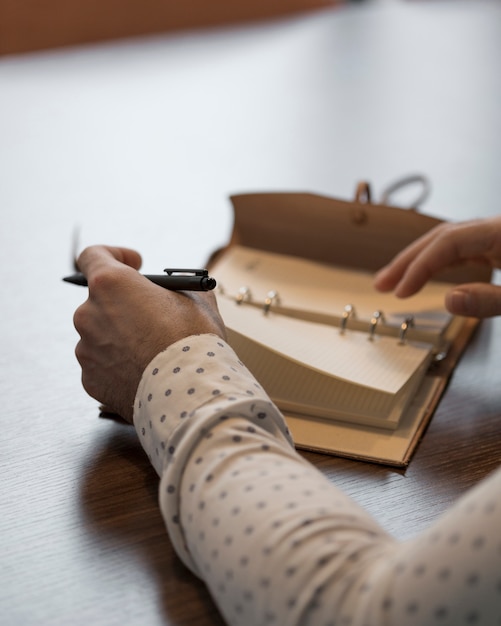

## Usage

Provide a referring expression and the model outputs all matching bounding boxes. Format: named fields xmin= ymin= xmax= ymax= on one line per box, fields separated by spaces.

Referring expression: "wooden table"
xmin=1 ymin=1 xmax=500 ymax=624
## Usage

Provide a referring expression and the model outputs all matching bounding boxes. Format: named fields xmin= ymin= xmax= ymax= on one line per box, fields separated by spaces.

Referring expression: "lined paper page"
xmin=218 ymin=296 xmax=432 ymax=395
xmin=212 ymin=245 xmax=452 ymax=331
xmin=226 ymin=330 xmax=430 ymax=427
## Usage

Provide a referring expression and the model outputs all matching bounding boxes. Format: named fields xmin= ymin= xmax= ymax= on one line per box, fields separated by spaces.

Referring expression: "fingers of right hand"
xmin=376 ymin=219 xmax=493 ymax=298
xmin=446 ymin=283 xmax=501 ymax=318
xmin=76 ymin=245 xmax=142 ymax=279
xmin=75 ymin=249 xmax=145 ymax=303
xmin=374 ymin=227 xmax=440 ymax=292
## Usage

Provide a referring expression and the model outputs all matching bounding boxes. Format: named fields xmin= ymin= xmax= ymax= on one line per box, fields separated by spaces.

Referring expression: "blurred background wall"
xmin=0 ymin=0 xmax=338 ymax=55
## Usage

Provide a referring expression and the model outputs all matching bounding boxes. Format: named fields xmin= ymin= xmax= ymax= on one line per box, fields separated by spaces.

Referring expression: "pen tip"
xmin=62 ymin=273 xmax=88 ymax=286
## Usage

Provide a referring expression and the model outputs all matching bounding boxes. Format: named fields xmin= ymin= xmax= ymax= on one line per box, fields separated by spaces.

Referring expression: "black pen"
xmin=63 ymin=268 xmax=217 ymax=291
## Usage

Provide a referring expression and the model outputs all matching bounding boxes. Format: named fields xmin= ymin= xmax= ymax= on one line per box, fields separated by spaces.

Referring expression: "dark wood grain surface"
xmin=1 ymin=2 xmax=500 ymax=624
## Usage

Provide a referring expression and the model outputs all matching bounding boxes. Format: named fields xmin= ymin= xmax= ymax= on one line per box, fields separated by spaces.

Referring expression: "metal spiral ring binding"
xmin=236 ymin=286 xmax=252 ymax=304
xmin=369 ymin=310 xmax=386 ymax=340
xmin=263 ymin=290 xmax=280 ymax=315
xmin=340 ymin=304 xmax=357 ymax=334
xmin=399 ymin=316 xmax=415 ymax=344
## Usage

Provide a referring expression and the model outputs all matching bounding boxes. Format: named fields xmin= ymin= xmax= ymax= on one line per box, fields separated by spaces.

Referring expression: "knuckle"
xmin=75 ymin=348 xmax=101 ymax=399
xmin=74 ymin=339 xmax=86 ymax=364
xmin=435 ymin=222 xmax=458 ymax=241
xmin=73 ymin=304 xmax=90 ymax=334
xmin=81 ymin=371 xmax=100 ymax=400
xmin=87 ymin=266 xmax=128 ymax=293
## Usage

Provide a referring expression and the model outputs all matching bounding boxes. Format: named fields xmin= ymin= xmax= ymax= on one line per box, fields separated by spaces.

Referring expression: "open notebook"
xmin=213 ymin=245 xmax=460 ymax=431
xmin=208 ymin=190 xmax=491 ymax=466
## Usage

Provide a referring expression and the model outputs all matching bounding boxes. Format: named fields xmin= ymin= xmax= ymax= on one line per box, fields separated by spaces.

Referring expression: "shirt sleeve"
xmin=133 ymin=334 xmax=501 ymax=626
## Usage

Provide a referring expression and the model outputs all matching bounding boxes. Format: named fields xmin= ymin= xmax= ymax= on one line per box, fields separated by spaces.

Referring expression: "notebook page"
xmin=227 ymin=323 xmax=431 ymax=428
xmin=213 ymin=246 xmax=452 ymax=331
xmin=217 ymin=296 xmax=432 ymax=395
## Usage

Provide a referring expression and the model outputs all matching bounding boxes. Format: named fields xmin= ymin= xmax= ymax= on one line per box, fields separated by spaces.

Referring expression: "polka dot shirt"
xmin=134 ymin=334 xmax=501 ymax=626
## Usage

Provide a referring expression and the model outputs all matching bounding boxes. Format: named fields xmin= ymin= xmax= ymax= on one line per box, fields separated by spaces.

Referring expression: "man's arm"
xmin=72 ymin=244 xmax=501 ymax=626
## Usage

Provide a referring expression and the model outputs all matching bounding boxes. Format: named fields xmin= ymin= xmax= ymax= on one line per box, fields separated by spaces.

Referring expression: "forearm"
xmin=133 ymin=335 xmax=501 ymax=626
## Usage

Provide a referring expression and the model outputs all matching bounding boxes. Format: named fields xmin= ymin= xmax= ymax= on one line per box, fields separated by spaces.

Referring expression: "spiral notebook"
xmin=209 ymin=189 xmax=491 ymax=466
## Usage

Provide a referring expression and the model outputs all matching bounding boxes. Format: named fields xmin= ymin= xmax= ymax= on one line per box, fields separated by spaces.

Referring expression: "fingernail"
xmin=448 ymin=289 xmax=472 ymax=315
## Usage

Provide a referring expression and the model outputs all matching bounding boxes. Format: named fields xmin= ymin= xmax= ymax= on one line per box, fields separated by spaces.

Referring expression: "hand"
xmin=374 ymin=216 xmax=501 ymax=318
xmin=73 ymin=245 xmax=226 ymax=422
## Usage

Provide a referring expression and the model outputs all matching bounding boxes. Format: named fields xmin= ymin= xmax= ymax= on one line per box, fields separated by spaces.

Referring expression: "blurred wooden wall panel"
xmin=0 ymin=0 xmax=337 ymax=55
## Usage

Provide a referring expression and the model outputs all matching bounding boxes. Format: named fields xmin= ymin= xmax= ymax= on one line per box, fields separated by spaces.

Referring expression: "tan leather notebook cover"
xmin=210 ymin=186 xmax=491 ymax=465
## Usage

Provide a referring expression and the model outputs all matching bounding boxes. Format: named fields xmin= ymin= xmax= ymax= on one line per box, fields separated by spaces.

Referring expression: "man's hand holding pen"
xmin=71 ymin=245 xmax=226 ymax=423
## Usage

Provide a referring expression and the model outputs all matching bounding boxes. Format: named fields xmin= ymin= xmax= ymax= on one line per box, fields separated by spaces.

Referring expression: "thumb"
xmin=445 ymin=283 xmax=501 ymax=318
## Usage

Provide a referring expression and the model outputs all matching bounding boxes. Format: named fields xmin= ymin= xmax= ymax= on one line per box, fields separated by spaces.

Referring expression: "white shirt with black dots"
xmin=134 ymin=334 xmax=501 ymax=626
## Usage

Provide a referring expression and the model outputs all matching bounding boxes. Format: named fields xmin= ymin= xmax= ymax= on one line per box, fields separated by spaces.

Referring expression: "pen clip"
xmin=163 ymin=268 xmax=209 ymax=277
